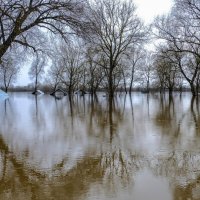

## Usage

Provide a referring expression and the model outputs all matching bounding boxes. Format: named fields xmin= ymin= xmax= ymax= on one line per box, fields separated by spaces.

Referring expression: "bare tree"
xmin=120 ymin=62 xmax=129 ymax=94
xmin=154 ymin=0 xmax=200 ymax=95
xmin=0 ymin=0 xmax=86 ymax=62
xmin=85 ymin=47 xmax=105 ymax=96
xmin=47 ymin=60 xmax=64 ymax=93
xmin=29 ymin=55 xmax=46 ymax=94
xmin=154 ymin=46 xmax=182 ymax=94
xmin=86 ymin=0 xmax=147 ymax=98
xmin=127 ymin=47 xmax=145 ymax=93
xmin=0 ymin=57 xmax=20 ymax=92
xmin=59 ymin=42 xmax=84 ymax=95
xmin=138 ymin=52 xmax=154 ymax=92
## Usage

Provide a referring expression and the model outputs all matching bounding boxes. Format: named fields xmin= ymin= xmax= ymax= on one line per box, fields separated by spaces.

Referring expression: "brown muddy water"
xmin=0 ymin=92 xmax=200 ymax=200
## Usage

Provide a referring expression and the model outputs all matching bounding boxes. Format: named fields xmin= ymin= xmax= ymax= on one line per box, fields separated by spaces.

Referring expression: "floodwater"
xmin=0 ymin=92 xmax=200 ymax=200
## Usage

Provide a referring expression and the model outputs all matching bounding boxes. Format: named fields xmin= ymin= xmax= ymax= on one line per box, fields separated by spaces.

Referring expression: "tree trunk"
xmin=33 ymin=73 xmax=38 ymax=94
xmin=122 ymin=71 xmax=127 ymax=94
xmin=147 ymin=77 xmax=150 ymax=92
xmin=109 ymin=95 xmax=113 ymax=143
xmin=168 ymin=86 xmax=173 ymax=95
xmin=129 ymin=66 xmax=135 ymax=93
xmin=108 ymin=69 xmax=114 ymax=99
xmin=129 ymin=74 xmax=134 ymax=93
xmin=68 ymin=84 xmax=73 ymax=96
xmin=190 ymin=83 xmax=197 ymax=96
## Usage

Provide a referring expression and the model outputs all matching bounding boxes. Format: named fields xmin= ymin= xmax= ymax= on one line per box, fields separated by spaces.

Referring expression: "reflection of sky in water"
xmin=0 ymin=94 xmax=91 ymax=171
xmin=0 ymin=93 xmax=200 ymax=168
xmin=0 ymin=92 xmax=200 ymax=200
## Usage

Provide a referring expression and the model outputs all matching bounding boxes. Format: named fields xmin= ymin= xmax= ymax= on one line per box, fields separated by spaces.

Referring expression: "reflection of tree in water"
xmin=155 ymin=94 xmax=175 ymax=127
xmin=149 ymin=151 xmax=200 ymax=200
xmin=1 ymin=98 xmax=14 ymax=123
xmin=151 ymin=94 xmax=200 ymax=199
xmin=152 ymin=94 xmax=200 ymax=155
xmin=1 ymin=133 xmax=200 ymax=200
xmin=1 ymin=94 xmax=200 ymax=199
xmin=190 ymin=97 xmax=200 ymax=135
xmin=153 ymin=94 xmax=189 ymax=142
xmin=173 ymin=177 xmax=200 ymax=200
xmin=0 ymin=95 xmax=130 ymax=199
xmin=29 ymin=95 xmax=47 ymax=135
xmin=68 ymin=94 xmax=126 ymax=142
xmin=0 ymin=135 xmax=46 ymax=200
xmin=99 ymin=149 xmax=200 ymax=200
xmin=0 ymin=133 xmax=102 ymax=199
xmin=0 ymin=137 xmax=119 ymax=199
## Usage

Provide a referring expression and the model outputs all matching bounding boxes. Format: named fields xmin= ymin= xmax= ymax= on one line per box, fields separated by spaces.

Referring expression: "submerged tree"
xmin=58 ymin=42 xmax=84 ymax=95
xmin=29 ymin=55 xmax=46 ymax=94
xmin=85 ymin=47 xmax=105 ymax=96
xmin=86 ymin=0 xmax=147 ymax=98
xmin=0 ymin=58 xmax=20 ymax=92
xmin=138 ymin=52 xmax=154 ymax=92
xmin=47 ymin=60 xmax=64 ymax=93
xmin=154 ymin=0 xmax=200 ymax=95
xmin=154 ymin=45 xmax=182 ymax=94
xmin=127 ymin=47 xmax=145 ymax=93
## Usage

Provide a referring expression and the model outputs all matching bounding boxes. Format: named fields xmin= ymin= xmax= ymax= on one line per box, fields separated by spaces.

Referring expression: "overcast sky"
xmin=16 ymin=0 xmax=173 ymax=86
xmin=134 ymin=0 xmax=173 ymax=23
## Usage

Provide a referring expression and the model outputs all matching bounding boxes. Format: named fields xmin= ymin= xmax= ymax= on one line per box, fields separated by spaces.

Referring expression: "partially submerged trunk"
xmin=108 ymin=68 xmax=114 ymax=99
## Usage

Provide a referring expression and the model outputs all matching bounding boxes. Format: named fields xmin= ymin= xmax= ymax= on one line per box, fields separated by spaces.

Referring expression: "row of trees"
xmin=154 ymin=0 xmax=200 ymax=96
xmin=1 ymin=0 xmax=200 ymax=97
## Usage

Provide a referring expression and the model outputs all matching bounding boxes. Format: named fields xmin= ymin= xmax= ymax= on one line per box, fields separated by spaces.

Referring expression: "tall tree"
xmin=86 ymin=0 xmax=147 ymax=98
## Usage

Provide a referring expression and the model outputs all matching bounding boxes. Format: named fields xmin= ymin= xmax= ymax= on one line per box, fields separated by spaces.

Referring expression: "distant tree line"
xmin=1 ymin=0 xmax=200 ymax=97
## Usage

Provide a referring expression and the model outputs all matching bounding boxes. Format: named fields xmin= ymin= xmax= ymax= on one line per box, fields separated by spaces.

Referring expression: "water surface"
xmin=0 ymin=92 xmax=200 ymax=200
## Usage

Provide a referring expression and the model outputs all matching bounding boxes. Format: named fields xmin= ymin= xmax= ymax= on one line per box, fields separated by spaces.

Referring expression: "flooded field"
xmin=0 ymin=92 xmax=200 ymax=200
